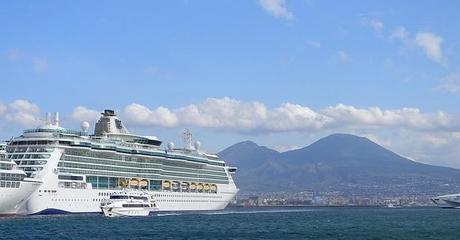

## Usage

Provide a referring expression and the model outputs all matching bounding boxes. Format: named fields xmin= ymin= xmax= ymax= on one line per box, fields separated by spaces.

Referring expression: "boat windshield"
xmin=131 ymin=196 xmax=148 ymax=200
xmin=122 ymin=204 xmax=151 ymax=208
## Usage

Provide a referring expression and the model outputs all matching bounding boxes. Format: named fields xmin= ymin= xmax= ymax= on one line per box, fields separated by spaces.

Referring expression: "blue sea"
xmin=0 ymin=207 xmax=458 ymax=240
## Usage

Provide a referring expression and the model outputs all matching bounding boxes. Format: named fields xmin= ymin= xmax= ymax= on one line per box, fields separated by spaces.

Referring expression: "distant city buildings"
xmin=232 ymin=191 xmax=435 ymax=207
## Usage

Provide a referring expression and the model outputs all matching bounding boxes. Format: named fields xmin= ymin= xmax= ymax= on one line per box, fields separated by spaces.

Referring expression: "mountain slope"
xmin=218 ymin=140 xmax=279 ymax=168
xmin=218 ymin=134 xmax=460 ymax=196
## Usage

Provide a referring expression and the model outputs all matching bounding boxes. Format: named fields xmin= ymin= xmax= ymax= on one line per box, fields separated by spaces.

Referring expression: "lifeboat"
xmin=190 ymin=183 xmax=197 ymax=191
xmin=162 ymin=181 xmax=171 ymax=189
xmin=119 ymin=179 xmax=129 ymax=188
xmin=129 ymin=178 xmax=139 ymax=186
xmin=210 ymin=184 xmax=217 ymax=192
xmin=181 ymin=182 xmax=190 ymax=191
xmin=172 ymin=181 xmax=180 ymax=191
xmin=197 ymin=183 xmax=203 ymax=191
xmin=204 ymin=184 xmax=210 ymax=191
xmin=140 ymin=179 xmax=148 ymax=187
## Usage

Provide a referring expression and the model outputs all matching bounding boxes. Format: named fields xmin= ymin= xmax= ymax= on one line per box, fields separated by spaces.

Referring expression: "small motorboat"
xmin=101 ymin=190 xmax=158 ymax=217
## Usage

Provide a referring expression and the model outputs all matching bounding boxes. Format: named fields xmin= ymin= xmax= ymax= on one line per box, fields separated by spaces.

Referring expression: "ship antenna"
xmin=182 ymin=128 xmax=192 ymax=150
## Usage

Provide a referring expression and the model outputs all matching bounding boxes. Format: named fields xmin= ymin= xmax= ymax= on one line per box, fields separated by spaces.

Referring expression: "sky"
xmin=1 ymin=0 xmax=460 ymax=168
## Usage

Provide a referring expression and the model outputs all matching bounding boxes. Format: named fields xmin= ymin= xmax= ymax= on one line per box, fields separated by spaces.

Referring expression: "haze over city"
xmin=1 ymin=0 xmax=459 ymax=169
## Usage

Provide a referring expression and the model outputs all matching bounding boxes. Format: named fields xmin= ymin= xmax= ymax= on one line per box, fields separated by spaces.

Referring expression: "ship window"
xmin=132 ymin=196 xmax=148 ymax=201
xmin=58 ymin=175 xmax=83 ymax=181
xmin=149 ymin=180 xmax=161 ymax=191
xmin=109 ymin=177 xmax=117 ymax=189
xmin=86 ymin=176 xmax=97 ymax=189
xmin=98 ymin=176 xmax=108 ymax=189
xmin=110 ymin=195 xmax=128 ymax=200
xmin=115 ymin=119 xmax=123 ymax=130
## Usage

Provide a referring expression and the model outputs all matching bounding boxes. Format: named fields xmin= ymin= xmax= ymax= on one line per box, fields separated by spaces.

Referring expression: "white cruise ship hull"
xmin=23 ymin=183 xmax=237 ymax=214
xmin=0 ymin=180 xmax=41 ymax=215
xmin=16 ymin=148 xmax=238 ymax=215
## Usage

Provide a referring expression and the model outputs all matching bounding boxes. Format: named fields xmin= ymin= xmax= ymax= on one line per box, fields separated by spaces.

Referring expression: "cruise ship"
xmin=0 ymin=142 xmax=41 ymax=215
xmin=6 ymin=110 xmax=238 ymax=215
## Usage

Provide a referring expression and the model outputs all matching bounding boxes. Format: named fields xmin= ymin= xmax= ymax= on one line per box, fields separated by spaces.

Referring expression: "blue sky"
xmin=1 ymin=1 xmax=460 ymax=167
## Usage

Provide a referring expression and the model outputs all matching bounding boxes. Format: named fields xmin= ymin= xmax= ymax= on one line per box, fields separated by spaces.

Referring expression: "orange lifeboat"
xmin=129 ymin=178 xmax=139 ymax=186
xmin=140 ymin=179 xmax=148 ymax=187
xmin=162 ymin=181 xmax=171 ymax=189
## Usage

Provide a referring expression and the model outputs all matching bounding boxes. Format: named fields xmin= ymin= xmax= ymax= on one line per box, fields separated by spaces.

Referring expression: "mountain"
xmin=218 ymin=133 xmax=460 ymax=196
xmin=219 ymin=140 xmax=279 ymax=168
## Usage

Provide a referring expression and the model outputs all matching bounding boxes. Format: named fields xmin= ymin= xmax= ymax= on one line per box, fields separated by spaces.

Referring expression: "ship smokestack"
xmin=46 ymin=112 xmax=52 ymax=125
xmin=54 ymin=112 xmax=60 ymax=126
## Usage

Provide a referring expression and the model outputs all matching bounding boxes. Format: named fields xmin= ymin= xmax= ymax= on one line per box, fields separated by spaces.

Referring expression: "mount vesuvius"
xmin=218 ymin=134 xmax=460 ymax=196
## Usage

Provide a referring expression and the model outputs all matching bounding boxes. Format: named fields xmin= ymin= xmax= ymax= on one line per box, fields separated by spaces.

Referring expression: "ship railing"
xmin=24 ymin=128 xmax=87 ymax=136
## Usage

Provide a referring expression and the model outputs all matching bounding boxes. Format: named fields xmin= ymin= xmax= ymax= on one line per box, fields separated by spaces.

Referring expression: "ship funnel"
xmin=46 ymin=112 xmax=52 ymax=125
xmin=54 ymin=112 xmax=60 ymax=126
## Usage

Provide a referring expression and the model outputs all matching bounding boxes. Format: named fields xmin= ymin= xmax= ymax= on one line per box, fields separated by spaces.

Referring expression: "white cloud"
xmin=70 ymin=106 xmax=101 ymax=123
xmin=361 ymin=17 xmax=384 ymax=35
xmin=8 ymin=100 xmax=40 ymax=114
xmin=436 ymin=74 xmax=460 ymax=94
xmin=391 ymin=26 xmax=409 ymax=40
xmin=337 ymin=51 xmax=348 ymax=63
xmin=33 ymin=58 xmax=49 ymax=73
xmin=321 ymin=104 xmax=456 ymax=131
xmin=361 ymin=133 xmax=392 ymax=148
xmin=0 ymin=104 xmax=6 ymax=115
xmin=2 ymin=98 xmax=457 ymax=135
xmin=387 ymin=130 xmax=460 ymax=168
xmin=114 ymin=98 xmax=459 ymax=134
xmin=0 ymin=100 xmax=41 ymax=127
xmin=264 ymin=103 xmax=331 ymax=131
xmin=414 ymin=32 xmax=444 ymax=62
xmin=369 ymin=19 xmax=384 ymax=33
xmin=364 ymin=24 xmax=446 ymax=65
xmin=124 ymin=103 xmax=178 ymax=128
xmin=258 ymin=0 xmax=294 ymax=20
xmin=272 ymin=145 xmax=300 ymax=152
xmin=176 ymin=97 xmax=267 ymax=130
xmin=453 ymin=132 xmax=460 ymax=139
xmin=1 ymin=98 xmax=460 ymax=168
xmin=123 ymin=98 xmax=332 ymax=133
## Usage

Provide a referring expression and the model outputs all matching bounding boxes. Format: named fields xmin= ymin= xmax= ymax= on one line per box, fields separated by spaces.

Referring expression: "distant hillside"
xmin=218 ymin=134 xmax=460 ymax=196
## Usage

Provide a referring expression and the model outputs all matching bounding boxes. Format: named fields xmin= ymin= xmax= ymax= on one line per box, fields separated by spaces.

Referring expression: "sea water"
xmin=0 ymin=207 xmax=458 ymax=240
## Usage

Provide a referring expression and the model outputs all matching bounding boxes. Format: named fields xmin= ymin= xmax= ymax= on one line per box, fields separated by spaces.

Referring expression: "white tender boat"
xmin=101 ymin=190 xmax=158 ymax=217
xmin=431 ymin=194 xmax=460 ymax=208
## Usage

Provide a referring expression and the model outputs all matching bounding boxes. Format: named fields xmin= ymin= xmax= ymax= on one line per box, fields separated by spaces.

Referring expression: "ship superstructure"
xmin=7 ymin=110 xmax=238 ymax=214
